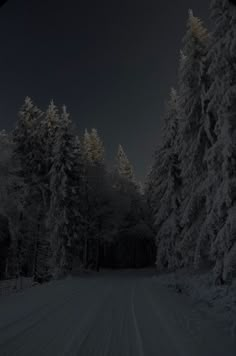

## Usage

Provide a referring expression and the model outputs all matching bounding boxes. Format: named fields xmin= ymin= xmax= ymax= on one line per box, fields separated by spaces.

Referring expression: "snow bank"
xmin=0 ymin=277 xmax=34 ymax=297
xmin=153 ymin=269 xmax=236 ymax=338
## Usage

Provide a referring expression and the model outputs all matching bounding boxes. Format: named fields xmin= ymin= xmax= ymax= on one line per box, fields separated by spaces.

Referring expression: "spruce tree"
xmin=203 ymin=0 xmax=236 ymax=283
xmin=116 ymin=144 xmax=135 ymax=182
xmin=148 ymin=89 xmax=181 ymax=270
xmin=13 ymin=97 xmax=46 ymax=279
xmin=13 ymin=97 xmax=43 ymax=181
xmin=177 ymin=10 xmax=210 ymax=267
xmin=83 ymin=128 xmax=105 ymax=165
xmin=48 ymin=106 xmax=83 ymax=277
xmin=81 ymin=128 xmax=106 ymax=270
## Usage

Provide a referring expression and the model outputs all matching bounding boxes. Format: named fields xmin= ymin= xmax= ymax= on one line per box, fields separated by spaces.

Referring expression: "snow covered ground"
xmin=154 ymin=268 xmax=236 ymax=338
xmin=0 ymin=269 xmax=235 ymax=356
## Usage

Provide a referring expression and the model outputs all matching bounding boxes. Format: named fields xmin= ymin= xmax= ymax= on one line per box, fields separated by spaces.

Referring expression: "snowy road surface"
xmin=0 ymin=270 xmax=235 ymax=356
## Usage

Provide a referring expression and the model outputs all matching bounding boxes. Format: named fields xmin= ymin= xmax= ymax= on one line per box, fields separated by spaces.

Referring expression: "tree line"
xmin=0 ymin=100 xmax=155 ymax=282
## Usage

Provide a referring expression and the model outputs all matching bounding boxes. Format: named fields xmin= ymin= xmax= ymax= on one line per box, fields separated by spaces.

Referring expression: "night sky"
xmin=0 ymin=0 xmax=210 ymax=181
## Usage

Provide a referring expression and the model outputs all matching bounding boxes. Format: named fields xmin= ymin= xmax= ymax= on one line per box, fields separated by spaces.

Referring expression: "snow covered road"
xmin=0 ymin=270 xmax=235 ymax=356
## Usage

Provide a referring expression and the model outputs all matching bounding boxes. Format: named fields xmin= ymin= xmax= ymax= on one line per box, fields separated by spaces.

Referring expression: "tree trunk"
xmin=95 ymin=239 xmax=100 ymax=272
xmin=5 ymin=257 xmax=8 ymax=279
xmin=32 ymin=223 xmax=40 ymax=281
xmin=83 ymin=235 xmax=88 ymax=268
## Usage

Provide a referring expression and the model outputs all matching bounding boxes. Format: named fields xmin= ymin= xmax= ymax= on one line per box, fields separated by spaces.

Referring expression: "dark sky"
xmin=0 ymin=0 xmax=210 ymax=181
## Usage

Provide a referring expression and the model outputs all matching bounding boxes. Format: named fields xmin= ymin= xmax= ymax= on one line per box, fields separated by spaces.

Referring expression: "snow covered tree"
xmin=0 ymin=131 xmax=13 ymax=279
xmin=48 ymin=105 xmax=83 ymax=278
xmin=113 ymin=144 xmax=140 ymax=200
xmin=177 ymin=10 xmax=210 ymax=267
xmin=13 ymin=97 xmax=44 ymax=177
xmin=202 ymin=0 xmax=236 ymax=283
xmin=83 ymin=128 xmax=105 ymax=165
xmin=24 ymin=100 xmax=65 ymax=282
xmin=0 ymin=130 xmax=13 ymax=212
xmin=142 ymin=3 xmax=236 ymax=282
xmin=0 ymin=130 xmax=26 ymax=279
xmin=147 ymin=89 xmax=181 ymax=270
xmin=12 ymin=97 xmax=47 ymax=279
xmin=39 ymin=101 xmax=61 ymax=173
xmin=145 ymin=163 xmax=160 ymax=223
xmin=112 ymin=143 xmax=154 ymax=267
xmin=114 ymin=144 xmax=138 ymax=209
xmin=116 ymin=144 xmax=135 ymax=181
xmin=81 ymin=128 xmax=107 ymax=270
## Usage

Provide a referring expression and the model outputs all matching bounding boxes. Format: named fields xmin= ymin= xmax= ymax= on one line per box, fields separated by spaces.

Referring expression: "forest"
xmin=0 ymin=0 xmax=235 ymax=287
xmin=0 ymin=101 xmax=155 ymax=282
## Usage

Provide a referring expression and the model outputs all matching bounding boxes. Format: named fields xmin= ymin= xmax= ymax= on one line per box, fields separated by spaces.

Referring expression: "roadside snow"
xmin=153 ymin=268 xmax=236 ymax=339
xmin=0 ymin=277 xmax=35 ymax=297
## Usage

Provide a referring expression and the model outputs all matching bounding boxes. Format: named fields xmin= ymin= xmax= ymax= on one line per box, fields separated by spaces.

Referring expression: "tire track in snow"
xmin=131 ymin=282 xmax=145 ymax=356
xmin=143 ymin=285 xmax=190 ymax=356
xmin=0 ymin=280 xmax=83 ymax=331
xmin=0 ymin=291 xmax=85 ymax=355
xmin=61 ymin=286 xmax=114 ymax=356
xmin=67 ymin=282 xmax=131 ymax=356
xmin=132 ymin=278 xmax=183 ymax=356
xmin=27 ymin=284 xmax=113 ymax=356
xmin=0 ymin=281 xmax=109 ymax=356
xmin=0 ymin=289 xmax=70 ymax=333
xmin=0 ymin=293 xmax=74 ymax=349
xmin=63 ymin=280 xmax=141 ymax=356
xmin=102 ymin=305 xmax=114 ymax=356
xmin=104 ymin=285 xmax=130 ymax=356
